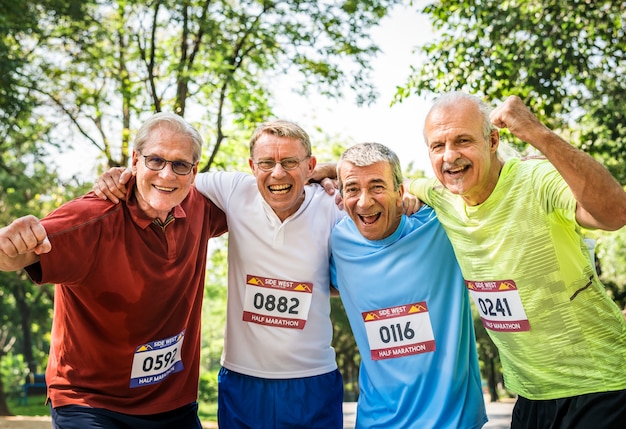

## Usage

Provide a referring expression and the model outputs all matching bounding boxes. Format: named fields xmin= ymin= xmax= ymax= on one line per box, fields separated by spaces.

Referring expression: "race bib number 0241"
xmin=466 ymin=280 xmax=530 ymax=332
xmin=129 ymin=331 xmax=184 ymax=388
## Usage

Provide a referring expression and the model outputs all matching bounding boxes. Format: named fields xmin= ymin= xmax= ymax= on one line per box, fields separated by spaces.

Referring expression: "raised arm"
xmin=0 ymin=215 xmax=51 ymax=271
xmin=490 ymin=95 xmax=626 ymax=230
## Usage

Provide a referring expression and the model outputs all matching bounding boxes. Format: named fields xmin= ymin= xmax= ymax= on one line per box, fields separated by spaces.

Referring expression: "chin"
xmin=442 ymin=178 xmax=468 ymax=196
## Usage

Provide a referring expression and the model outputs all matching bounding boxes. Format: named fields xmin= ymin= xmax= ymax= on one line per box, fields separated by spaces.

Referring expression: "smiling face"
xmin=425 ymin=98 xmax=502 ymax=206
xmin=131 ymin=126 xmax=197 ymax=222
xmin=340 ymin=160 xmax=403 ymax=241
xmin=248 ymin=133 xmax=316 ymax=221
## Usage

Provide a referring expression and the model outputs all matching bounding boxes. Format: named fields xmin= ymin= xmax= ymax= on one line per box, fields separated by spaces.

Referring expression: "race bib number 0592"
xmin=129 ymin=330 xmax=184 ymax=388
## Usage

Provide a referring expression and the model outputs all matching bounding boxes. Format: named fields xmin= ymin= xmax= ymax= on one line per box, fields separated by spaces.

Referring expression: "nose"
xmin=158 ymin=162 xmax=178 ymax=178
xmin=357 ymin=190 xmax=372 ymax=208
xmin=442 ymin=143 xmax=460 ymax=164
xmin=271 ymin=162 xmax=287 ymax=178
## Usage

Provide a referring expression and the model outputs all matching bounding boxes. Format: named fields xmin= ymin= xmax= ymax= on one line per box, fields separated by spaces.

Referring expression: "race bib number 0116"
xmin=466 ymin=280 xmax=530 ymax=332
xmin=363 ymin=302 xmax=436 ymax=361
xmin=129 ymin=331 xmax=184 ymax=388
xmin=242 ymin=275 xmax=313 ymax=329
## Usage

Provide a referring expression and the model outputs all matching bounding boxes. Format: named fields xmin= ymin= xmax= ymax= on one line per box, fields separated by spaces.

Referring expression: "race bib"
xmin=466 ymin=280 xmax=530 ymax=332
xmin=242 ymin=275 xmax=313 ymax=329
xmin=362 ymin=302 xmax=436 ymax=360
xmin=129 ymin=331 xmax=184 ymax=388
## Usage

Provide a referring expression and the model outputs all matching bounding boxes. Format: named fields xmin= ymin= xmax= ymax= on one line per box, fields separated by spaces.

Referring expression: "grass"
xmin=5 ymin=394 xmax=218 ymax=423
xmin=198 ymin=400 xmax=218 ymax=423
xmin=6 ymin=395 xmax=50 ymax=416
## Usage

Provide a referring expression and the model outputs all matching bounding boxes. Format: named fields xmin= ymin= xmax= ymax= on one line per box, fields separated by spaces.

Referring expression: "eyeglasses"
xmin=140 ymin=153 xmax=196 ymax=175
xmin=254 ymin=157 xmax=308 ymax=172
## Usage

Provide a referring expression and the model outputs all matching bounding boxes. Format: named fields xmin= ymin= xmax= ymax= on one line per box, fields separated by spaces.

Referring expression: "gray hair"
xmin=134 ymin=112 xmax=203 ymax=162
xmin=425 ymin=91 xmax=495 ymax=140
xmin=249 ymin=119 xmax=312 ymax=158
xmin=337 ymin=142 xmax=403 ymax=195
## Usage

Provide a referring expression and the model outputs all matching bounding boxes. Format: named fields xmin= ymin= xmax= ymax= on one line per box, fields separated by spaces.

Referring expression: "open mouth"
xmin=444 ymin=164 xmax=469 ymax=177
xmin=269 ymin=184 xmax=292 ymax=195
xmin=359 ymin=213 xmax=381 ymax=225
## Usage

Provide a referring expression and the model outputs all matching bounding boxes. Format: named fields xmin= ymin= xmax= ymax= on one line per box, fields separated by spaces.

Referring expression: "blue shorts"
xmin=218 ymin=367 xmax=343 ymax=429
xmin=50 ymin=402 xmax=201 ymax=429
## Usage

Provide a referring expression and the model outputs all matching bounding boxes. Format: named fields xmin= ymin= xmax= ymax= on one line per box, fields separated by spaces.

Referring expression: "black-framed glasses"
xmin=140 ymin=153 xmax=196 ymax=175
xmin=254 ymin=157 xmax=308 ymax=172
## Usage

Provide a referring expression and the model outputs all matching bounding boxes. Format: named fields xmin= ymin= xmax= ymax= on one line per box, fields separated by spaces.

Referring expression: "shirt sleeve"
xmin=528 ymin=160 xmax=576 ymax=221
xmin=409 ymin=177 xmax=439 ymax=206
xmin=194 ymin=171 xmax=246 ymax=212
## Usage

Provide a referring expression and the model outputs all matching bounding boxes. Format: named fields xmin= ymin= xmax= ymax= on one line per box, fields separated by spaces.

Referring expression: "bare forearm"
xmin=309 ymin=162 xmax=337 ymax=183
xmin=491 ymin=96 xmax=626 ymax=230
xmin=0 ymin=253 xmax=38 ymax=271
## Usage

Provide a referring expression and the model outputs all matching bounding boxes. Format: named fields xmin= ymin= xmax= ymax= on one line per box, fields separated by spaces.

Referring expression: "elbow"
xmin=603 ymin=209 xmax=626 ymax=231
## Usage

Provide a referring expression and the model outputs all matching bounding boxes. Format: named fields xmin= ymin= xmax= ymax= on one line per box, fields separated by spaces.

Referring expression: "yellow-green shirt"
xmin=410 ymin=158 xmax=626 ymax=400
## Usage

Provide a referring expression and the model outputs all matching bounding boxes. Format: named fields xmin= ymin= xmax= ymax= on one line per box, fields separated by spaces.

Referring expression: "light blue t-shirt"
xmin=330 ymin=206 xmax=487 ymax=429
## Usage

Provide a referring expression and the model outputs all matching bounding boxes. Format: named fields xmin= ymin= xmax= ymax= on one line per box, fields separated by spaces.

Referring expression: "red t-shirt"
xmin=26 ymin=180 xmax=227 ymax=415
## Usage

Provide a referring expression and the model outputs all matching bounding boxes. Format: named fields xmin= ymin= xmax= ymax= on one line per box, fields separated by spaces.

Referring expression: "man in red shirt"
xmin=0 ymin=112 xmax=227 ymax=429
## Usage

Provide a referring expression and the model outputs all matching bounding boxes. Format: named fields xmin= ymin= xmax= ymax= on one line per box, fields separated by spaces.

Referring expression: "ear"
xmin=489 ymin=129 xmax=500 ymax=154
xmin=190 ymin=163 xmax=199 ymax=180
xmin=306 ymin=155 xmax=317 ymax=174
xmin=397 ymin=182 xmax=405 ymax=206
xmin=248 ymin=157 xmax=255 ymax=173
xmin=131 ymin=150 xmax=140 ymax=175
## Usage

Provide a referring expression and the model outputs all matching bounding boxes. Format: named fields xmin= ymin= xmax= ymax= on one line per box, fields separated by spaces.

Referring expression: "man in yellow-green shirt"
xmin=410 ymin=92 xmax=626 ymax=429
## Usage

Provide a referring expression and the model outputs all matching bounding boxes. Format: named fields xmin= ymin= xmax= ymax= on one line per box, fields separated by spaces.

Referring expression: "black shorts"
xmin=511 ymin=389 xmax=626 ymax=429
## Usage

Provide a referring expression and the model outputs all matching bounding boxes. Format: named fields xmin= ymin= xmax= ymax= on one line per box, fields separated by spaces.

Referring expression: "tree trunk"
xmin=0 ymin=373 xmax=14 ymax=416
xmin=13 ymin=283 xmax=37 ymax=374
xmin=487 ymin=356 xmax=500 ymax=403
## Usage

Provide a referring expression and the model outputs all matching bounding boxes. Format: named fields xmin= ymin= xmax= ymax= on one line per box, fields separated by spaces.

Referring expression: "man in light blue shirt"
xmin=330 ymin=142 xmax=486 ymax=428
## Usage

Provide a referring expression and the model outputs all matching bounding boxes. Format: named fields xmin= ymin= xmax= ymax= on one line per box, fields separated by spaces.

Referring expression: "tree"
xmin=398 ymin=0 xmax=626 ymax=182
xmin=1 ymin=0 xmax=412 ymax=413
xmin=0 ymin=0 xmax=88 ymax=120
xmin=0 ymin=100 xmax=89 ymax=417
xmin=397 ymin=0 xmax=626 ymax=401
xmin=17 ymin=0 xmax=406 ymax=174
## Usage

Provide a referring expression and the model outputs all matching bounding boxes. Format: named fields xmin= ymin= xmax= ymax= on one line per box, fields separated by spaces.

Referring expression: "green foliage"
xmin=201 ymin=239 xmax=229 ymax=371
xmin=401 ymin=1 xmax=626 ymax=394
xmin=330 ymin=297 xmax=360 ymax=401
xmin=2 ymin=0 xmax=404 ymax=406
xmin=0 ymin=353 xmax=28 ymax=400
xmin=0 ymin=0 xmax=89 ymax=117
xmin=8 ymin=0 xmax=405 ymax=174
xmin=595 ymin=227 xmax=626 ymax=310
xmin=197 ymin=369 xmax=219 ymax=415
xmin=400 ymin=0 xmax=626 ymax=182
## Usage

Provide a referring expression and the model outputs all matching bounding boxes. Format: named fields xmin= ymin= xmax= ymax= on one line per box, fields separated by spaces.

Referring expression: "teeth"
xmin=155 ymin=185 xmax=174 ymax=192
xmin=359 ymin=213 xmax=380 ymax=225
xmin=446 ymin=164 xmax=467 ymax=174
xmin=269 ymin=184 xmax=291 ymax=194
